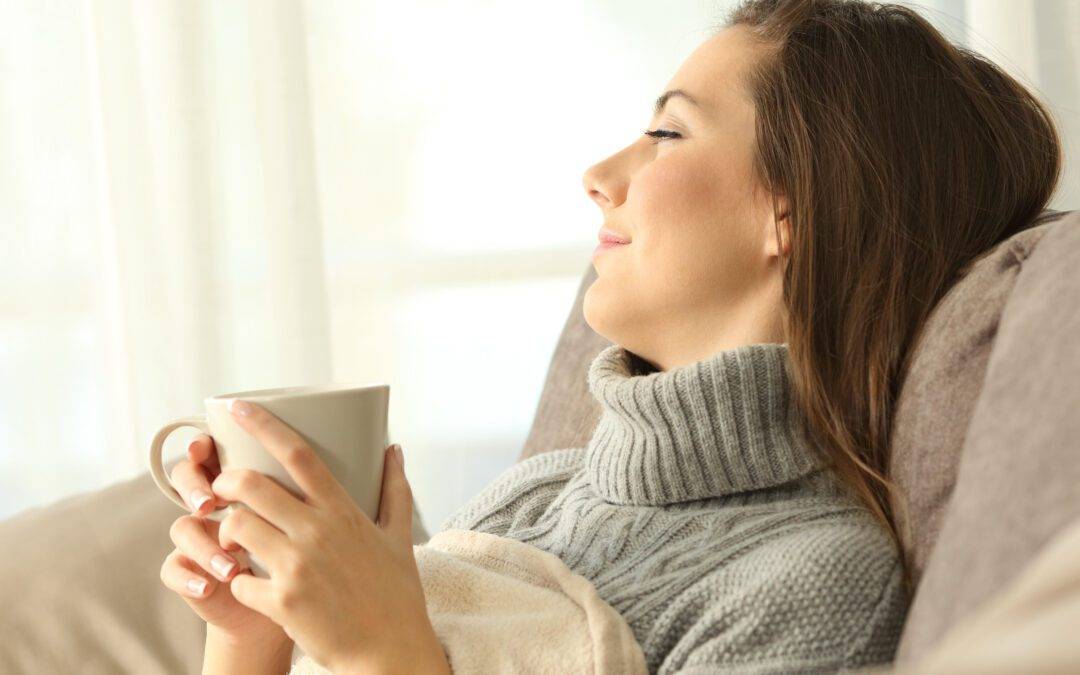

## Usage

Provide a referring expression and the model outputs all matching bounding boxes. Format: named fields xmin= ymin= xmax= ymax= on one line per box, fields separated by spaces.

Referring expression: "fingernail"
xmin=393 ymin=444 xmax=404 ymax=465
xmin=211 ymin=554 xmax=237 ymax=579
xmin=228 ymin=399 xmax=253 ymax=416
xmin=190 ymin=489 xmax=212 ymax=512
xmin=186 ymin=578 xmax=208 ymax=596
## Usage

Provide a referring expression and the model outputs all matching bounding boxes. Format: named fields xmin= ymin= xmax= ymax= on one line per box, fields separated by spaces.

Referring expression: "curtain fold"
xmin=72 ymin=0 xmax=333 ymax=501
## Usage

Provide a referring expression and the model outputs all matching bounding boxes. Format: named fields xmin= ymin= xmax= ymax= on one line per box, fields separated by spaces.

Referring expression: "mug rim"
xmin=207 ymin=382 xmax=389 ymax=401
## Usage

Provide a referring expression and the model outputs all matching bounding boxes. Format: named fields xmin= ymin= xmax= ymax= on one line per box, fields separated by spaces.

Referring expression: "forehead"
xmin=661 ymin=26 xmax=759 ymax=117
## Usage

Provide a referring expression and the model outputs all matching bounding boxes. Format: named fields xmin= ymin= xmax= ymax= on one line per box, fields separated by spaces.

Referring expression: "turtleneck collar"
xmin=583 ymin=342 xmax=827 ymax=506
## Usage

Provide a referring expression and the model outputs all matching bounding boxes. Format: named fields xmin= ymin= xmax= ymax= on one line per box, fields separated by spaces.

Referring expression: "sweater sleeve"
xmin=655 ymin=518 xmax=910 ymax=674
xmin=438 ymin=447 xmax=587 ymax=536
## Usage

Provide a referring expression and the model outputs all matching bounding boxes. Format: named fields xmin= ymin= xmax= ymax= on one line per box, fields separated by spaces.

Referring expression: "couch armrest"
xmin=0 ymin=470 xmax=433 ymax=674
xmin=0 ymin=472 xmax=205 ymax=674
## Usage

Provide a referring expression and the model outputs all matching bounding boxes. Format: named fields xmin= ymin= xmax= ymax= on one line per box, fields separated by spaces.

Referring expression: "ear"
xmin=763 ymin=194 xmax=791 ymax=258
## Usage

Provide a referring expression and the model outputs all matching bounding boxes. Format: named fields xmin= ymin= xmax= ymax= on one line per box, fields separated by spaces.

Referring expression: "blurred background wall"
xmin=1 ymin=0 xmax=1076 ymax=530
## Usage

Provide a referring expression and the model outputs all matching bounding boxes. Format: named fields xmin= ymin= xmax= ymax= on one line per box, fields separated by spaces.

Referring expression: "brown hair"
xmin=719 ymin=0 xmax=1062 ymax=597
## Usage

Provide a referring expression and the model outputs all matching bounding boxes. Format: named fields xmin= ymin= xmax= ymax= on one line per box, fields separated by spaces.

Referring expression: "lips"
xmin=597 ymin=227 xmax=631 ymax=245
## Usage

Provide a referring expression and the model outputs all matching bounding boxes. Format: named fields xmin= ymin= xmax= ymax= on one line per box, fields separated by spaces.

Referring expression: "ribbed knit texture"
xmin=441 ymin=342 xmax=910 ymax=674
xmin=585 ymin=342 xmax=827 ymax=504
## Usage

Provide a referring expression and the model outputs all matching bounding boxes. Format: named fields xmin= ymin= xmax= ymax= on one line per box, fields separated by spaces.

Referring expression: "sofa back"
xmin=890 ymin=207 xmax=1080 ymax=661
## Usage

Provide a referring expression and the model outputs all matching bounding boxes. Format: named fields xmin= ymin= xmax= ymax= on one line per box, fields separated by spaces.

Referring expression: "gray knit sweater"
xmin=440 ymin=342 xmax=909 ymax=674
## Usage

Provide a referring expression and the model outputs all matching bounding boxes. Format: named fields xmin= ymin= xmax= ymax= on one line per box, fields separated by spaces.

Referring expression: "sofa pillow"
xmin=0 ymin=472 xmax=206 ymax=674
xmin=888 ymin=208 xmax=1069 ymax=589
xmin=0 ymin=468 xmax=433 ymax=674
xmin=893 ymin=209 xmax=1080 ymax=662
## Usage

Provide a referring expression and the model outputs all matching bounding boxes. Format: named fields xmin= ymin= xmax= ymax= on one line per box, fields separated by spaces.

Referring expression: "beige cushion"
xmin=0 ymin=470 xmax=432 ymax=674
xmin=893 ymin=208 xmax=1080 ymax=662
xmin=889 ymin=208 xmax=1068 ymax=588
xmin=0 ymin=473 xmax=204 ymax=674
xmin=890 ymin=510 xmax=1080 ymax=674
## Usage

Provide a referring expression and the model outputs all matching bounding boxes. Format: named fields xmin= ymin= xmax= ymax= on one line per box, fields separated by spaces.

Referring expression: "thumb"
xmin=376 ymin=444 xmax=413 ymax=547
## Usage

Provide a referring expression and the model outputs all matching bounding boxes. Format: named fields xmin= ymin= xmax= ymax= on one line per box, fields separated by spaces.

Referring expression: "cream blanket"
xmin=293 ymin=511 xmax=1080 ymax=674
xmin=289 ymin=528 xmax=647 ymax=674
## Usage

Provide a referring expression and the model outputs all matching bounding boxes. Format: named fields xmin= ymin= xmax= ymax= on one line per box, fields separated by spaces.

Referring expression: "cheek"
xmin=635 ymin=155 xmax=737 ymax=255
xmin=631 ymin=158 xmax=756 ymax=305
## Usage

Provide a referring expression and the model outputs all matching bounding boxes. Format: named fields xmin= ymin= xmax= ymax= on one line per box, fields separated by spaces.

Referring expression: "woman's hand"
xmin=209 ymin=399 xmax=450 ymax=674
xmin=158 ymin=434 xmax=293 ymax=650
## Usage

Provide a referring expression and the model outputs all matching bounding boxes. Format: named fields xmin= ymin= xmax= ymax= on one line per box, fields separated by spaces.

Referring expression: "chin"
xmin=583 ymin=279 xmax=637 ymax=349
xmin=582 ymin=281 xmax=603 ymax=335
xmin=582 ymin=279 xmax=616 ymax=339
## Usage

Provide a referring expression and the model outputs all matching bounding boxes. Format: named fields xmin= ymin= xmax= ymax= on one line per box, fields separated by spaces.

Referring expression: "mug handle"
xmin=149 ymin=415 xmax=212 ymax=513
xmin=150 ymin=415 xmax=260 ymax=576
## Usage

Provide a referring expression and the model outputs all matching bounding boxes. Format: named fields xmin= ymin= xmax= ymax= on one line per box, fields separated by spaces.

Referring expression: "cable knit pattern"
xmin=441 ymin=342 xmax=909 ymax=673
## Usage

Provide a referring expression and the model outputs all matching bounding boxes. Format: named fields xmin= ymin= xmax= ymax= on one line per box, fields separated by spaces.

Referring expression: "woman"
xmin=159 ymin=0 xmax=1063 ymax=673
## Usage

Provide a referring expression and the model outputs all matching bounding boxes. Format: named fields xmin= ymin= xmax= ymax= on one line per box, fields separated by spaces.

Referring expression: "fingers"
xmin=169 ymin=514 xmax=244 ymax=584
xmin=226 ymin=400 xmax=349 ymax=508
xmin=187 ymin=434 xmax=221 ymax=474
xmin=210 ymin=468 xmax=314 ymax=538
xmin=170 ymin=457 xmax=219 ymax=516
xmin=377 ymin=445 xmax=413 ymax=548
xmin=170 ymin=434 xmax=223 ymax=514
xmin=216 ymin=504 xmax=292 ymax=573
xmin=184 ymin=434 xmax=213 ymax=466
xmin=161 ymin=548 xmax=217 ymax=599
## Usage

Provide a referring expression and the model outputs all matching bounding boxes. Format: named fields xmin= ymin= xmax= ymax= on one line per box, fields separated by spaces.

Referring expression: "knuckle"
xmin=281 ymin=551 xmax=309 ymax=580
xmin=235 ymin=469 xmax=262 ymax=493
xmin=220 ymin=508 xmax=242 ymax=535
xmin=169 ymin=461 xmax=191 ymax=492
xmin=277 ymin=578 xmax=303 ymax=612
xmin=161 ymin=549 xmax=183 ymax=586
xmin=300 ymin=521 xmax=328 ymax=547
xmin=217 ymin=514 xmax=236 ymax=544
xmin=169 ymin=515 xmax=197 ymax=543
xmin=286 ymin=443 xmax=313 ymax=466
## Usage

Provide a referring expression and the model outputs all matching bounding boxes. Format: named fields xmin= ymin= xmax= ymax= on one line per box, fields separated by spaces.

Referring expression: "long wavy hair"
xmin=719 ymin=0 xmax=1062 ymax=597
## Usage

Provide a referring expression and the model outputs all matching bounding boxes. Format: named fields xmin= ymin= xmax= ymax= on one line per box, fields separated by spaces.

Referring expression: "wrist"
xmin=410 ymin=635 xmax=451 ymax=675
xmin=207 ymin=624 xmax=291 ymax=648
xmin=336 ymin=630 xmax=450 ymax=675
xmin=204 ymin=626 xmax=295 ymax=675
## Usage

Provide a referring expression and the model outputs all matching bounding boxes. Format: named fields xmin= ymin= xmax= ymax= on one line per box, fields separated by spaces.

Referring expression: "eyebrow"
xmin=653 ymin=89 xmax=702 ymax=116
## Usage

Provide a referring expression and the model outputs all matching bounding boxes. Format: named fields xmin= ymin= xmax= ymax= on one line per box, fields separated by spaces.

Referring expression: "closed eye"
xmin=643 ymin=129 xmax=682 ymax=144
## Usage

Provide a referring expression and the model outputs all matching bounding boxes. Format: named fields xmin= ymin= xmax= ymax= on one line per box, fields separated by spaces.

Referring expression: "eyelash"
xmin=643 ymin=128 xmax=682 ymax=144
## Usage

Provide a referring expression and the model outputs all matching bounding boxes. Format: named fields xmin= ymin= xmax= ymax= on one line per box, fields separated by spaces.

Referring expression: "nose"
xmin=582 ymin=155 xmax=628 ymax=210
xmin=583 ymin=168 xmax=610 ymax=208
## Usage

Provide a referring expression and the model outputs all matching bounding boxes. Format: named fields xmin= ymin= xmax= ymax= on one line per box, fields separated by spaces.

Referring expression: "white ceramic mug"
xmin=149 ymin=382 xmax=391 ymax=578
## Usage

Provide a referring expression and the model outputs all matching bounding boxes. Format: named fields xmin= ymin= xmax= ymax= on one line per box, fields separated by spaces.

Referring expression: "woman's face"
xmin=581 ymin=26 xmax=790 ymax=371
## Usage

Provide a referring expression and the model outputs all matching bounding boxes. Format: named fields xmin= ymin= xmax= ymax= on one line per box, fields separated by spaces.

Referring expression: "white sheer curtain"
xmin=0 ymin=0 xmax=715 ymax=528
xmin=3 ymin=0 xmax=338 ymax=518
xmin=1 ymin=0 xmax=1077 ymax=527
